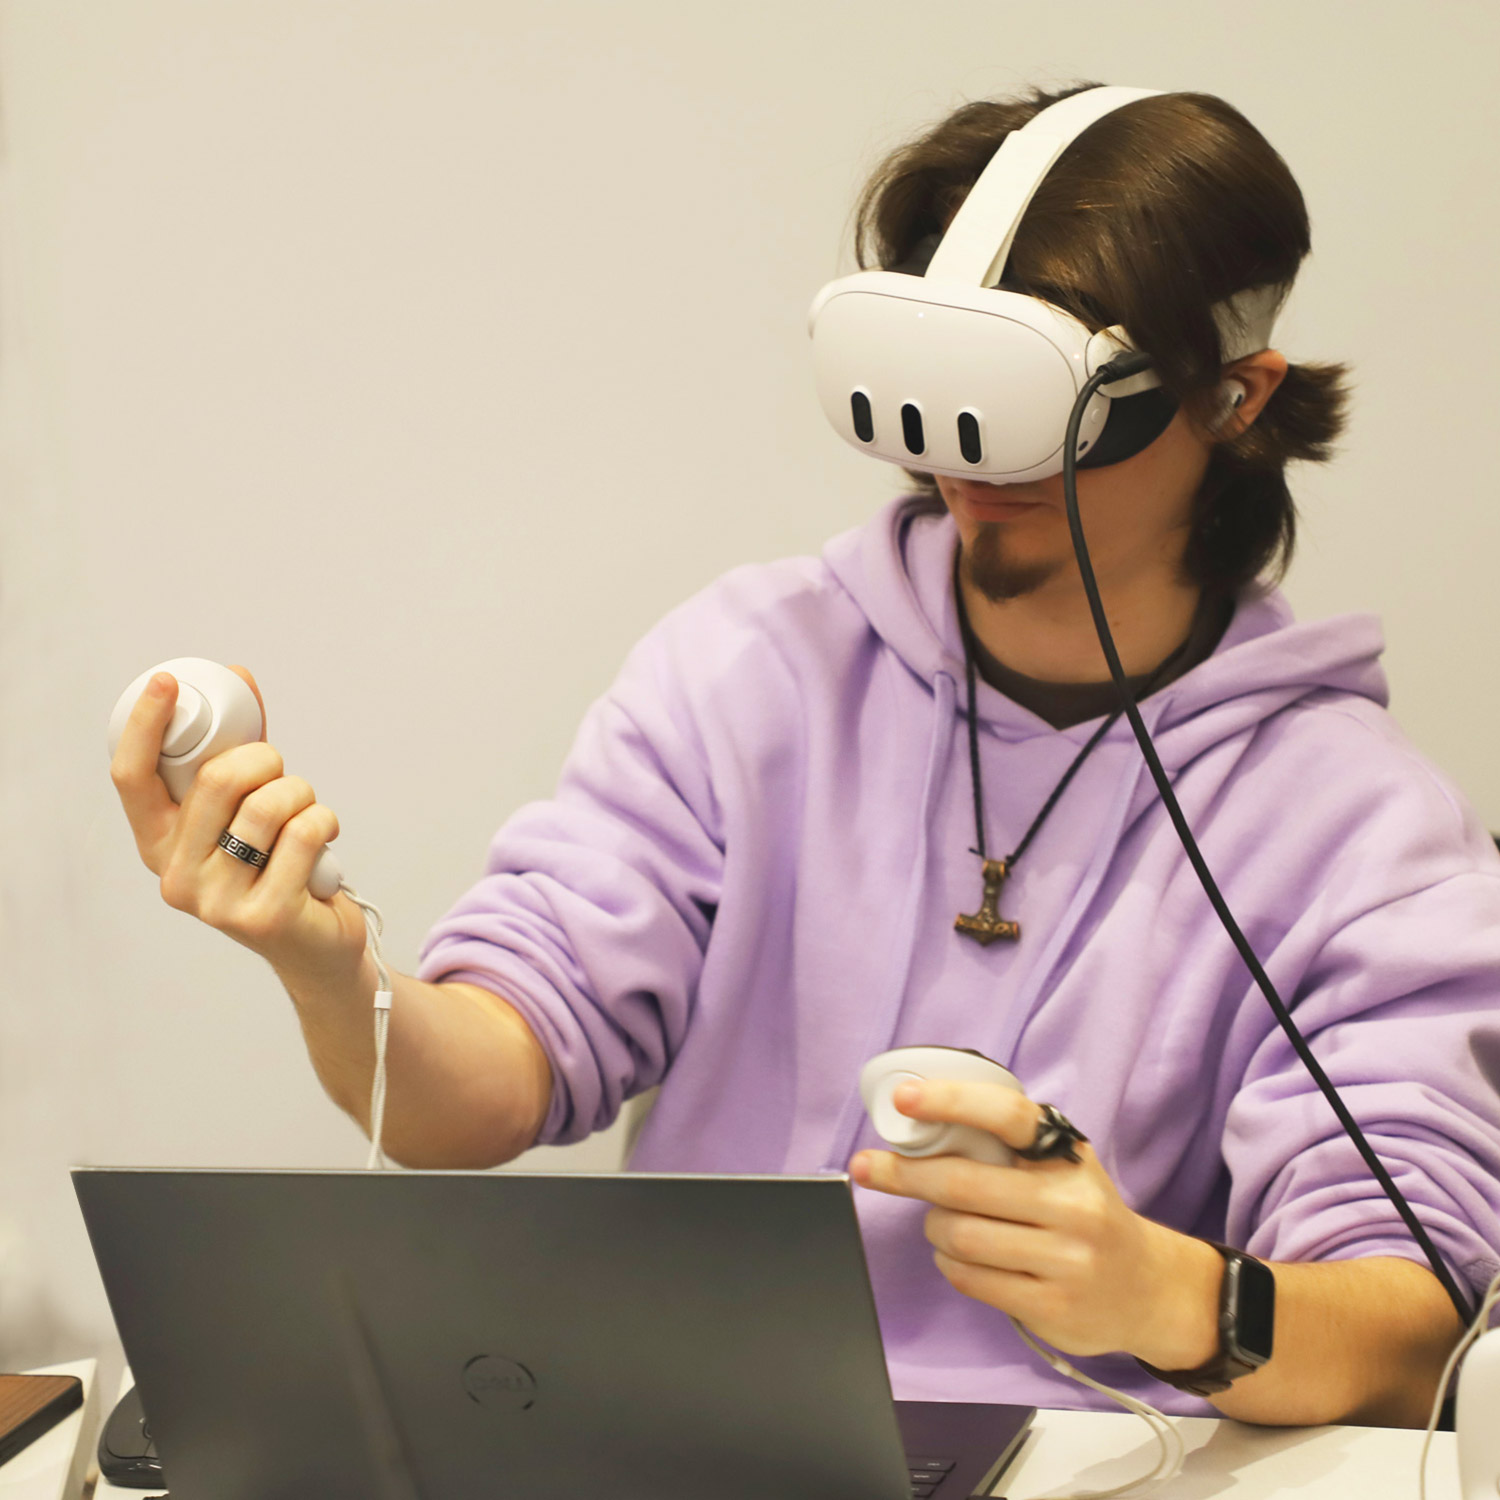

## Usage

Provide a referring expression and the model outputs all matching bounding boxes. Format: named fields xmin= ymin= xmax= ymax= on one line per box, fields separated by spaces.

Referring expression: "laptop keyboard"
xmin=906 ymin=1455 xmax=956 ymax=1496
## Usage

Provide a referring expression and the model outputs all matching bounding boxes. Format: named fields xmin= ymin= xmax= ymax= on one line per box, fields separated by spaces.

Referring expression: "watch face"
xmin=1229 ymin=1254 xmax=1277 ymax=1363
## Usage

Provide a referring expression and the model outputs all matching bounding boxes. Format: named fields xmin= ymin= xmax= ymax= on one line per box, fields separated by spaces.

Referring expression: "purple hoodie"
xmin=419 ymin=496 xmax=1500 ymax=1415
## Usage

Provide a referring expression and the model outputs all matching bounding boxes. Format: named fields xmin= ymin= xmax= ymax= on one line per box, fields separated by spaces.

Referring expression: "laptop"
xmin=74 ymin=1169 xmax=1034 ymax=1500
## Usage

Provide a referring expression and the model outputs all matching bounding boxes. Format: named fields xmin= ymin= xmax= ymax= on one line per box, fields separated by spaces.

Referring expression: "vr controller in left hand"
xmin=859 ymin=1046 xmax=1022 ymax=1166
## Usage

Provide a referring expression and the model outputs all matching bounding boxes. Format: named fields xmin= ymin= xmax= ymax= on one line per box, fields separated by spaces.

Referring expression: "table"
xmin=0 ymin=1361 xmax=97 ymax=1500
xmin=86 ymin=1382 xmax=1462 ymax=1499
xmin=1002 ymin=1406 xmax=1460 ymax=1498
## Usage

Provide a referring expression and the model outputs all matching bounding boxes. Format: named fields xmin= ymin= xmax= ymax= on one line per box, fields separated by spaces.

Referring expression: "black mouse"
xmin=97 ymin=1384 xmax=166 ymax=1491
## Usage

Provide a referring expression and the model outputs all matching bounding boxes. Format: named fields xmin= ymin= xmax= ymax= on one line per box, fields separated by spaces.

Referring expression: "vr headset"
xmin=807 ymin=85 xmax=1284 ymax=484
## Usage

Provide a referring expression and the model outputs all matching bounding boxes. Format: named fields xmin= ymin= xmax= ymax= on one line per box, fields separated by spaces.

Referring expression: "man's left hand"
xmin=850 ymin=1077 xmax=1223 ymax=1368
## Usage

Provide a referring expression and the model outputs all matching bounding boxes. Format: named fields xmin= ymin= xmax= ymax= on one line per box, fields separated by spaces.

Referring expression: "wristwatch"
xmin=1136 ymin=1242 xmax=1276 ymax=1396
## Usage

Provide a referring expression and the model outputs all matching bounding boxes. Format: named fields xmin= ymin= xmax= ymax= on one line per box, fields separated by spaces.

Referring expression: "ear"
xmin=1214 ymin=349 xmax=1289 ymax=439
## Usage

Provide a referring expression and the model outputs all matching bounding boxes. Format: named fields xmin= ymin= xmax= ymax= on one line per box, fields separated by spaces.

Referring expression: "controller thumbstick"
xmin=859 ymin=1047 xmax=1020 ymax=1166
xmin=160 ymin=683 xmax=213 ymax=758
xmin=866 ymin=1072 xmax=946 ymax=1152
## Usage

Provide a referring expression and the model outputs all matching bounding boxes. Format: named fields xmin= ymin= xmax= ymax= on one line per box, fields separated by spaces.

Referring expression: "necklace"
xmin=952 ymin=564 xmax=1188 ymax=945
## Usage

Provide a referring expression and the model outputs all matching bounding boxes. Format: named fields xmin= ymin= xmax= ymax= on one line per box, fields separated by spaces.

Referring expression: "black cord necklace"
xmin=953 ymin=557 xmax=1189 ymax=945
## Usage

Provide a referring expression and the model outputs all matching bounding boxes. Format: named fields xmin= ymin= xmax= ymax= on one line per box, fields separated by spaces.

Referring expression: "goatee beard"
xmin=962 ymin=522 xmax=1061 ymax=603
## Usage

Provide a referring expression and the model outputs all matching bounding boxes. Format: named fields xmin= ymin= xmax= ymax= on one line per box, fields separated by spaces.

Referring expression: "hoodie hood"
xmin=823 ymin=494 xmax=1388 ymax=765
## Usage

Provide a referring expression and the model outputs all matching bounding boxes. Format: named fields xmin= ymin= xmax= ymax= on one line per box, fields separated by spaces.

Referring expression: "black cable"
xmin=1062 ymin=356 xmax=1477 ymax=1328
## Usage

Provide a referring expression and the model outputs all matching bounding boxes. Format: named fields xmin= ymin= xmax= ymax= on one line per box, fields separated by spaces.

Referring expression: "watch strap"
xmin=1135 ymin=1242 xmax=1274 ymax=1397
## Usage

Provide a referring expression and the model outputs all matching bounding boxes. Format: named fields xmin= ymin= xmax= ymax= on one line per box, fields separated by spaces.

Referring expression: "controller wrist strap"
xmin=336 ymin=880 xmax=395 ymax=1170
xmin=1009 ymin=1317 xmax=1184 ymax=1497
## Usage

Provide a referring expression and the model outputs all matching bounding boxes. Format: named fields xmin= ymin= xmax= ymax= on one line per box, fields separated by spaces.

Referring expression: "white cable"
xmin=1419 ymin=1266 xmax=1500 ymax=1500
xmin=1010 ymin=1318 xmax=1185 ymax=1499
xmin=339 ymin=879 xmax=394 ymax=1171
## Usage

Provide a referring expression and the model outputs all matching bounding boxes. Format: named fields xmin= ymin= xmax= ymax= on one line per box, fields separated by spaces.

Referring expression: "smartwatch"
xmin=1136 ymin=1242 xmax=1276 ymax=1396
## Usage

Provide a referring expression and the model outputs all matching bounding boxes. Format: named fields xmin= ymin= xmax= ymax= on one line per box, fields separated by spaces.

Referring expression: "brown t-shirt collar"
xmin=961 ymin=591 xmax=1236 ymax=731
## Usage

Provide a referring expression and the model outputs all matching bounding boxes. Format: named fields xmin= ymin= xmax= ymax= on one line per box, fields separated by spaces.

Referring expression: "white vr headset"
xmin=808 ymin=85 xmax=1284 ymax=484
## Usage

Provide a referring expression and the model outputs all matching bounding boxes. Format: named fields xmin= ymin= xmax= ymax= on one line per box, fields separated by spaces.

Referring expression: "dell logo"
xmin=462 ymin=1355 xmax=538 ymax=1412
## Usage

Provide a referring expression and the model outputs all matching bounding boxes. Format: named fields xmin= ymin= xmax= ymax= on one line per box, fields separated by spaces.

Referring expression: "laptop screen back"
xmin=75 ymin=1169 xmax=916 ymax=1500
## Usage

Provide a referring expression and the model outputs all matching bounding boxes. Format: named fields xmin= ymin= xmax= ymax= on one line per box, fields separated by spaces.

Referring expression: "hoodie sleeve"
xmin=1221 ymin=822 xmax=1500 ymax=1301
xmin=414 ymin=621 xmax=726 ymax=1145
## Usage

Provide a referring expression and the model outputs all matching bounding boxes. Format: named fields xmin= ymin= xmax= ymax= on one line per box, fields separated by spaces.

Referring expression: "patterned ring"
xmin=217 ymin=828 xmax=270 ymax=871
xmin=1015 ymin=1103 xmax=1089 ymax=1164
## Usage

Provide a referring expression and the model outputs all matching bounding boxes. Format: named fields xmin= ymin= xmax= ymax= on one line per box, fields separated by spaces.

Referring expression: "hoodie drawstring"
xmin=985 ymin=701 xmax=1165 ymax=1070
xmin=822 ymin=670 xmax=959 ymax=1171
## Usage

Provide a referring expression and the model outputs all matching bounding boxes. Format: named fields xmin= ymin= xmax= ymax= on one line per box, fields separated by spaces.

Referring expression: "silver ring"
xmin=1015 ymin=1103 xmax=1089 ymax=1164
xmin=217 ymin=829 xmax=269 ymax=870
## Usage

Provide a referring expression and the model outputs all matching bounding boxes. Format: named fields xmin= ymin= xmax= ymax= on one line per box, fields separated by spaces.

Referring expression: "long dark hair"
xmin=854 ymin=84 xmax=1349 ymax=594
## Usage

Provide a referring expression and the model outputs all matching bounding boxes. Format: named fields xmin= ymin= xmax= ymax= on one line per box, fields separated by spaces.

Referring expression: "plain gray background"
xmin=1 ymin=0 xmax=1496 ymax=1375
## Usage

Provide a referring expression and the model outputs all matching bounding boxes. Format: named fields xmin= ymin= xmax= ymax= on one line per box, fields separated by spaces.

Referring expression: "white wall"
xmin=2 ymin=0 xmax=1498 ymax=1374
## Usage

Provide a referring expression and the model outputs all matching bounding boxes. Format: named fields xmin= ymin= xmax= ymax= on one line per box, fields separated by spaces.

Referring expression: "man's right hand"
xmin=109 ymin=665 xmax=369 ymax=989
xmin=110 ymin=663 xmax=553 ymax=1166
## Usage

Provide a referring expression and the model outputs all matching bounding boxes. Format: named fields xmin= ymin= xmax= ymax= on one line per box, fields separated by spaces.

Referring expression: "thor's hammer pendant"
xmin=955 ymin=858 xmax=1020 ymax=945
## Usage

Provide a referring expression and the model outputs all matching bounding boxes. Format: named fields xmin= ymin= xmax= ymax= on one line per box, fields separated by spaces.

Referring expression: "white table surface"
xmin=88 ymin=1376 xmax=1463 ymax=1500
xmin=1002 ymin=1406 xmax=1460 ymax=1499
xmin=0 ymin=1361 xmax=97 ymax=1500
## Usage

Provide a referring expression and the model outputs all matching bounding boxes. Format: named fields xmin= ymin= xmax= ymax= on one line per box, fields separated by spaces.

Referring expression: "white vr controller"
xmin=107 ymin=658 xmax=344 ymax=901
xmin=859 ymin=1046 xmax=1022 ymax=1166
xmin=1459 ymin=1323 xmax=1500 ymax=1499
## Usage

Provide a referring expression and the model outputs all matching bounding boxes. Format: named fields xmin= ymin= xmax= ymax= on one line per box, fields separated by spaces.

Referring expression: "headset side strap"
xmin=1216 ymin=284 xmax=1288 ymax=361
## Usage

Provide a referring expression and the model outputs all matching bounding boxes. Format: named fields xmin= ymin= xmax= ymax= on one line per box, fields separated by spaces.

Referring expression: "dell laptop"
xmin=74 ymin=1169 xmax=1034 ymax=1499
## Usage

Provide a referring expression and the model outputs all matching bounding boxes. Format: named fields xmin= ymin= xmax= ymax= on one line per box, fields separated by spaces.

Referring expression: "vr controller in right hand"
xmin=109 ymin=659 xmax=343 ymax=901
xmin=859 ymin=1046 xmax=1022 ymax=1166
xmin=108 ymin=659 xmax=364 ymax=983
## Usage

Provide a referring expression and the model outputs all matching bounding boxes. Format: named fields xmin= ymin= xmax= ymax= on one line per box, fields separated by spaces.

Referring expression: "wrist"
xmin=277 ymin=944 xmax=377 ymax=1016
xmin=1127 ymin=1227 xmax=1224 ymax=1371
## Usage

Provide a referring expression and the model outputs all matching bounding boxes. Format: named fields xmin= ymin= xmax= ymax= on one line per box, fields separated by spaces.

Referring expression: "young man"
xmin=113 ymin=86 xmax=1500 ymax=1427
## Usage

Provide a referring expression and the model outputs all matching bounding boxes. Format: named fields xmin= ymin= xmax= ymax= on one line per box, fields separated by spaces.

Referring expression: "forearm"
xmin=1140 ymin=1232 xmax=1463 ymax=1427
xmin=279 ymin=950 xmax=553 ymax=1169
xmin=1212 ymin=1256 xmax=1462 ymax=1427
